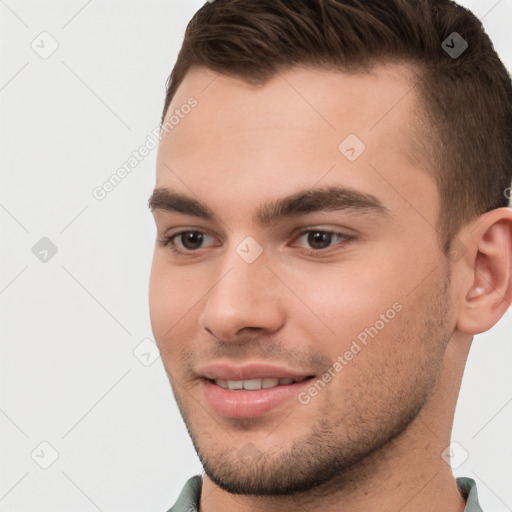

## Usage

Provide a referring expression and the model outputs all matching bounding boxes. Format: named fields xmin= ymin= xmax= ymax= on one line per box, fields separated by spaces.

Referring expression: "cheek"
xmin=148 ymin=259 xmax=197 ymax=345
xmin=285 ymin=259 xmax=406 ymax=352
xmin=342 ymin=280 xmax=449 ymax=395
xmin=318 ymin=298 xmax=441 ymax=426
xmin=148 ymin=261 xmax=169 ymax=339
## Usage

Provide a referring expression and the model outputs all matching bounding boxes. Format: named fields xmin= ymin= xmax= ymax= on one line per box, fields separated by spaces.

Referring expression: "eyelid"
xmin=289 ymin=222 xmax=355 ymax=239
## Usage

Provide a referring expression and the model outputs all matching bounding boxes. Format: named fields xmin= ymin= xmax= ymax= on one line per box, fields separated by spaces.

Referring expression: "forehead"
xmin=155 ymin=64 xmax=436 ymax=225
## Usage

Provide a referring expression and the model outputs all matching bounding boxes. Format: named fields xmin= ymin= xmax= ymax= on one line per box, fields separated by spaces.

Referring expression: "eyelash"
xmin=158 ymin=229 xmax=354 ymax=257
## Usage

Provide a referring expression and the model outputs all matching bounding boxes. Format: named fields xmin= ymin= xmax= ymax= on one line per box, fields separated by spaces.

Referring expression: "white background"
xmin=0 ymin=1 xmax=511 ymax=510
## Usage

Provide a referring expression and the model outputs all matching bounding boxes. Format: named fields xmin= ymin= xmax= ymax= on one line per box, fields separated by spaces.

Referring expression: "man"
xmin=148 ymin=0 xmax=512 ymax=511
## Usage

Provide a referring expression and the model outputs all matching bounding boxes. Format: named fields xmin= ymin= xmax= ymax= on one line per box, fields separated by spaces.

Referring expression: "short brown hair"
xmin=161 ymin=0 xmax=512 ymax=252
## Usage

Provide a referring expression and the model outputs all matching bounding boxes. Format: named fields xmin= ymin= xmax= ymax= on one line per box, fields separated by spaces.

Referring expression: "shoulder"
xmin=456 ymin=477 xmax=484 ymax=512
xmin=166 ymin=475 xmax=202 ymax=512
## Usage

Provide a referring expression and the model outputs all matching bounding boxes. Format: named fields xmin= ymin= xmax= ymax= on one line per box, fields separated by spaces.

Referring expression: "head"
xmin=149 ymin=0 xmax=512 ymax=498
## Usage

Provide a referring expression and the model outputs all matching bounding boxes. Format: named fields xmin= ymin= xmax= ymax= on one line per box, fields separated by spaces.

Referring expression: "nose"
xmin=198 ymin=247 xmax=286 ymax=342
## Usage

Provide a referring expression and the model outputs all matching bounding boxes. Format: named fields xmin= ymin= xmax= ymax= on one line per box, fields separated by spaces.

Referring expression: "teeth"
xmin=242 ymin=379 xmax=262 ymax=390
xmin=262 ymin=378 xmax=279 ymax=388
xmin=214 ymin=378 xmax=302 ymax=390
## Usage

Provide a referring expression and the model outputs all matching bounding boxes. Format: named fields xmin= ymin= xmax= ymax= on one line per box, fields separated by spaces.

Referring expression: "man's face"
xmin=149 ymin=65 xmax=456 ymax=494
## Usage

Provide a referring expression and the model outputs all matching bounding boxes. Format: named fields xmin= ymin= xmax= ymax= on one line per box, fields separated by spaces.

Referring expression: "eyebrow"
xmin=148 ymin=186 xmax=390 ymax=225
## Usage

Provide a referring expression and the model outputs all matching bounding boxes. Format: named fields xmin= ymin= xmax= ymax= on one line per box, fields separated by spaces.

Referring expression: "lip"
xmin=197 ymin=361 xmax=315 ymax=419
xmin=197 ymin=362 xmax=313 ymax=381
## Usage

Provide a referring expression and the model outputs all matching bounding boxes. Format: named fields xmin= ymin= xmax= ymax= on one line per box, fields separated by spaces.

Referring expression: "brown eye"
xmin=160 ymin=230 xmax=218 ymax=255
xmin=179 ymin=231 xmax=205 ymax=250
xmin=292 ymin=229 xmax=352 ymax=254
xmin=307 ymin=231 xmax=333 ymax=250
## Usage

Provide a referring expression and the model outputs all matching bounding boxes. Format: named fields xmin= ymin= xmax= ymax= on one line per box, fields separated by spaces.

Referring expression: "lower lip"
xmin=202 ymin=378 xmax=313 ymax=418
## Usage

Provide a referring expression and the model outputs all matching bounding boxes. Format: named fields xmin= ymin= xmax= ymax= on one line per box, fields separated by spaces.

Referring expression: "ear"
xmin=455 ymin=207 xmax=512 ymax=335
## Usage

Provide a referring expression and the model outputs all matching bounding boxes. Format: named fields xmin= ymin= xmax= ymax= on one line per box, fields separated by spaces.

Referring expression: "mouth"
xmin=198 ymin=363 xmax=316 ymax=419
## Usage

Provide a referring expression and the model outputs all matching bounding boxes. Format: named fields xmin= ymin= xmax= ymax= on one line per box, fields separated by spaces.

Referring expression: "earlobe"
xmin=455 ymin=208 xmax=512 ymax=335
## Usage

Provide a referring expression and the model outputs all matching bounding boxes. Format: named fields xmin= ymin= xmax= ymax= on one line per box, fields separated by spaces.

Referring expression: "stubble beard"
xmin=169 ymin=268 xmax=453 ymax=497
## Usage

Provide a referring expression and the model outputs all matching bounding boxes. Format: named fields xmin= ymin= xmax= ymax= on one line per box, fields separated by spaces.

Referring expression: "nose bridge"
xmin=213 ymin=235 xmax=272 ymax=298
xmin=209 ymin=244 xmax=273 ymax=310
xmin=198 ymin=240 xmax=285 ymax=338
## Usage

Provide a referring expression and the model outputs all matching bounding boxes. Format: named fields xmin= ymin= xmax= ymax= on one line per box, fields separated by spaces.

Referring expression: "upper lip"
xmin=197 ymin=362 xmax=314 ymax=381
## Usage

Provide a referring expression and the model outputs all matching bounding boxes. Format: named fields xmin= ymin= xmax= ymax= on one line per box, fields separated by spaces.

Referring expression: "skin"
xmin=148 ymin=64 xmax=512 ymax=512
